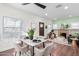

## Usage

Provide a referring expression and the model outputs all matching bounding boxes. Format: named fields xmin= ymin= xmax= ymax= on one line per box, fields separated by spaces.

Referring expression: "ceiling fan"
xmin=56 ymin=4 xmax=62 ymax=8
xmin=22 ymin=3 xmax=46 ymax=9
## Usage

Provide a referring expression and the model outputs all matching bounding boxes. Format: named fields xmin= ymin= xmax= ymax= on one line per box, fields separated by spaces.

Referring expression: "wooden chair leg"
xmin=19 ymin=51 xmax=21 ymax=56
xmin=15 ymin=51 xmax=17 ymax=56
xmin=50 ymin=53 xmax=51 ymax=56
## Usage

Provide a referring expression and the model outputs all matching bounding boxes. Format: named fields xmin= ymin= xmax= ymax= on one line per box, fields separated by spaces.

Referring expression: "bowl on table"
xmin=33 ymin=39 xmax=41 ymax=43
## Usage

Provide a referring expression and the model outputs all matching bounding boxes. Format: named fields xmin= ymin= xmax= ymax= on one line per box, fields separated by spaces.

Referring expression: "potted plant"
xmin=27 ymin=28 xmax=35 ymax=40
xmin=71 ymin=33 xmax=78 ymax=48
xmin=72 ymin=33 xmax=78 ymax=38
xmin=65 ymin=24 xmax=70 ymax=29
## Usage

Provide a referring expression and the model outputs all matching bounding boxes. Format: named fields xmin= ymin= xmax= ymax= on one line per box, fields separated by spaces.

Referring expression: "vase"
xmin=29 ymin=36 xmax=33 ymax=40
xmin=71 ymin=40 xmax=78 ymax=48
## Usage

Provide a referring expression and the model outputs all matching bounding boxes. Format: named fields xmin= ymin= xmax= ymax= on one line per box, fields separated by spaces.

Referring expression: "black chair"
xmin=76 ymin=36 xmax=79 ymax=47
xmin=67 ymin=35 xmax=72 ymax=44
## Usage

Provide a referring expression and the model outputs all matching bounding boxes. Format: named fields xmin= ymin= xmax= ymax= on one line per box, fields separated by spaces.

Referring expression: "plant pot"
xmin=71 ymin=40 xmax=78 ymax=48
xmin=29 ymin=36 xmax=33 ymax=40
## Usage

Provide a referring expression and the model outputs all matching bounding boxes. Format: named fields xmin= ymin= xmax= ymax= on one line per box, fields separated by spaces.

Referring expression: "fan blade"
xmin=34 ymin=3 xmax=46 ymax=9
xmin=56 ymin=4 xmax=62 ymax=8
xmin=22 ymin=3 xmax=30 ymax=5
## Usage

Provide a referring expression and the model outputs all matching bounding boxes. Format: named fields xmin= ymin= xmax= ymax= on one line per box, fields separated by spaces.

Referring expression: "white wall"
xmin=0 ymin=4 xmax=52 ymax=37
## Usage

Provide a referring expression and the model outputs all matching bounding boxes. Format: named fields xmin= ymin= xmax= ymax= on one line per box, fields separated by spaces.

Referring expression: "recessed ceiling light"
xmin=45 ymin=13 xmax=47 ymax=16
xmin=64 ymin=6 xmax=69 ymax=10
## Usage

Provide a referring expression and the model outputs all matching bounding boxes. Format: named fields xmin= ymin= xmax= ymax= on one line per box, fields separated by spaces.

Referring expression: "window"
xmin=53 ymin=24 xmax=58 ymax=29
xmin=3 ymin=16 xmax=22 ymax=38
xmin=71 ymin=22 xmax=79 ymax=29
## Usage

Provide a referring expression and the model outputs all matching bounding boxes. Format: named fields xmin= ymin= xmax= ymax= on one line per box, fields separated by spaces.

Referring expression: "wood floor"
xmin=1 ymin=42 xmax=79 ymax=56
xmin=0 ymin=48 xmax=16 ymax=56
xmin=50 ymin=42 xmax=79 ymax=56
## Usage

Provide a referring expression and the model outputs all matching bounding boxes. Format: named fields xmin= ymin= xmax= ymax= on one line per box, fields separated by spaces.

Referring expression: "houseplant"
xmin=27 ymin=28 xmax=35 ymax=40
xmin=65 ymin=24 xmax=70 ymax=29
xmin=72 ymin=33 xmax=78 ymax=38
xmin=71 ymin=33 xmax=78 ymax=48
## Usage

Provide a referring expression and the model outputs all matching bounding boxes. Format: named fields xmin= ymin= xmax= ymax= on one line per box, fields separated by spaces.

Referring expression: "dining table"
xmin=21 ymin=38 xmax=47 ymax=56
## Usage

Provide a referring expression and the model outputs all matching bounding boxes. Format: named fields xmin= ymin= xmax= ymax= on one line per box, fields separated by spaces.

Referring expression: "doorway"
xmin=39 ymin=22 xmax=44 ymax=36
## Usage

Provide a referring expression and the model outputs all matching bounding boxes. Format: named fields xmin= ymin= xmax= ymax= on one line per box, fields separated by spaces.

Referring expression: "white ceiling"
xmin=7 ymin=3 xmax=79 ymax=20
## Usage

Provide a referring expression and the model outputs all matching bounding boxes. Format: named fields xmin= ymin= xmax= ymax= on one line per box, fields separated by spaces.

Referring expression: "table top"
xmin=21 ymin=39 xmax=47 ymax=46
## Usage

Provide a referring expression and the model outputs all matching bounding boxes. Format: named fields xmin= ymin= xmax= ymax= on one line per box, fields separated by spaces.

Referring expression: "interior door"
xmin=39 ymin=22 xmax=44 ymax=36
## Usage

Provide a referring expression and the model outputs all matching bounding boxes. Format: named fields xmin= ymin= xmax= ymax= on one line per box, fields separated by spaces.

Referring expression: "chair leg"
xmin=19 ymin=51 xmax=21 ymax=56
xmin=15 ymin=51 xmax=17 ymax=56
xmin=50 ymin=53 xmax=51 ymax=56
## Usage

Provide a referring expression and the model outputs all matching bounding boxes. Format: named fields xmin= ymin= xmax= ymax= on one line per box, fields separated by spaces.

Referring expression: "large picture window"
xmin=3 ymin=16 xmax=22 ymax=38
xmin=70 ymin=22 xmax=79 ymax=29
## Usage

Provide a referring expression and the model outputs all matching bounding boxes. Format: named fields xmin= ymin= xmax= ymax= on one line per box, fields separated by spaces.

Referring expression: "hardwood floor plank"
xmin=50 ymin=43 xmax=79 ymax=56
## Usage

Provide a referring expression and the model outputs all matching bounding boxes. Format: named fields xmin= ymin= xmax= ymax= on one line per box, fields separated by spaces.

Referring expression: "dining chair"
xmin=35 ymin=43 xmax=44 ymax=49
xmin=43 ymin=43 xmax=54 ymax=56
xmin=34 ymin=47 xmax=46 ymax=56
xmin=15 ymin=40 xmax=30 ymax=56
xmin=44 ymin=39 xmax=53 ymax=47
xmin=34 ymin=42 xmax=54 ymax=56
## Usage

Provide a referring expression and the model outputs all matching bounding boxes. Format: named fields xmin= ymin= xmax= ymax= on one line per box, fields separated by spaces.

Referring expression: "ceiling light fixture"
xmin=45 ymin=13 xmax=47 ymax=16
xmin=64 ymin=6 xmax=69 ymax=10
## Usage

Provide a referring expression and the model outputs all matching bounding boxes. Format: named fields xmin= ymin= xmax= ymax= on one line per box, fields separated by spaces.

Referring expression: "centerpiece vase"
xmin=29 ymin=36 xmax=33 ymax=40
